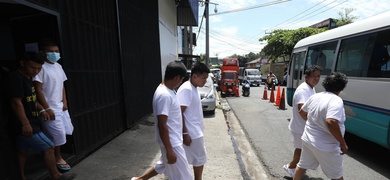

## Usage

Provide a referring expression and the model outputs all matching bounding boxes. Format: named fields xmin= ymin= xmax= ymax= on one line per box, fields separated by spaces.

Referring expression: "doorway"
xmin=0 ymin=1 xmax=72 ymax=179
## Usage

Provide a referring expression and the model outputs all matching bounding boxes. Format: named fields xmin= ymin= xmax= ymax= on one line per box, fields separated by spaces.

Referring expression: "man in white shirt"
xmin=283 ymin=65 xmax=322 ymax=177
xmin=294 ymin=72 xmax=348 ymax=180
xmin=177 ymin=63 xmax=210 ymax=180
xmin=132 ymin=63 xmax=210 ymax=180
xmin=133 ymin=61 xmax=192 ymax=180
xmin=33 ymin=39 xmax=72 ymax=172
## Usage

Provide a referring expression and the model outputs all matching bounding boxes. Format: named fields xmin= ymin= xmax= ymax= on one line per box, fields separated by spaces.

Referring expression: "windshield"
xmin=224 ymin=72 xmax=236 ymax=79
xmin=247 ymin=69 xmax=260 ymax=75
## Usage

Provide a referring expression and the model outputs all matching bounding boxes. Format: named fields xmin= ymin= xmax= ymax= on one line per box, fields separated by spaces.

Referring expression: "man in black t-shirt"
xmin=6 ymin=52 xmax=76 ymax=180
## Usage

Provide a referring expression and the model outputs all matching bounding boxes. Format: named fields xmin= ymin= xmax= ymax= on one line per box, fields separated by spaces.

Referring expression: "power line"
xmin=194 ymin=27 xmax=263 ymax=55
xmin=209 ymin=0 xmax=291 ymax=16
xmin=278 ymin=0 xmax=347 ymax=29
xmin=275 ymin=0 xmax=345 ymax=30
xmin=270 ymin=0 xmax=330 ymax=30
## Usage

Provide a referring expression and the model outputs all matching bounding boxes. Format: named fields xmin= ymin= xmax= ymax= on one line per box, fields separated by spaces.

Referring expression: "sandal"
xmin=56 ymin=163 xmax=71 ymax=172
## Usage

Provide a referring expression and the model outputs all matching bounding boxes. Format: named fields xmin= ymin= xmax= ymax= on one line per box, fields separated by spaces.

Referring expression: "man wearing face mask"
xmin=33 ymin=39 xmax=73 ymax=172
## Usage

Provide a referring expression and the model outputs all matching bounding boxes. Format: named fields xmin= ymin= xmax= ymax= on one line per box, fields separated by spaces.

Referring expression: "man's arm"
xmin=157 ymin=114 xmax=176 ymax=164
xmin=326 ymin=118 xmax=348 ymax=155
xmin=10 ymin=97 xmax=32 ymax=136
xmin=181 ymin=106 xmax=192 ymax=146
xmin=33 ymin=81 xmax=55 ymax=120
xmin=62 ymin=86 xmax=68 ymax=111
xmin=297 ymin=103 xmax=307 ymax=120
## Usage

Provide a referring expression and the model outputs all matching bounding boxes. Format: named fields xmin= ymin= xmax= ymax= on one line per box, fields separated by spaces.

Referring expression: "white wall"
xmin=158 ymin=1 xmax=178 ymax=79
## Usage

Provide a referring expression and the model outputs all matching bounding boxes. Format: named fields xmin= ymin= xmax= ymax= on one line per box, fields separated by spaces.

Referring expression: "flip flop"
xmin=56 ymin=163 xmax=71 ymax=172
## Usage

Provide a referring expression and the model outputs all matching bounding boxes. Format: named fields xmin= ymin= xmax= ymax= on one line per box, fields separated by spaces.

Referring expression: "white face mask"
xmin=46 ymin=52 xmax=61 ymax=63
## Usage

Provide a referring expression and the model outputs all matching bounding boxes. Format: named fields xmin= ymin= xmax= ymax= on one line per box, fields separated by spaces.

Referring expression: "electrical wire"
xmin=274 ymin=0 xmax=346 ymax=30
xmin=194 ymin=0 xmax=347 ymax=56
xmin=270 ymin=0 xmax=331 ymax=30
xmin=209 ymin=0 xmax=291 ymax=16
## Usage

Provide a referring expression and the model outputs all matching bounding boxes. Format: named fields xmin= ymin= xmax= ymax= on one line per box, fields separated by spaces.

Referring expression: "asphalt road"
xmin=224 ymin=85 xmax=390 ymax=180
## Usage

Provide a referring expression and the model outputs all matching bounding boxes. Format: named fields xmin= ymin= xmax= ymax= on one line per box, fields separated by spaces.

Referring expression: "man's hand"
xmin=183 ymin=134 xmax=192 ymax=146
xmin=41 ymin=111 xmax=51 ymax=121
xmin=340 ymin=143 xmax=348 ymax=155
xmin=46 ymin=109 xmax=55 ymax=120
xmin=166 ymin=149 xmax=177 ymax=164
xmin=21 ymin=124 xmax=33 ymax=137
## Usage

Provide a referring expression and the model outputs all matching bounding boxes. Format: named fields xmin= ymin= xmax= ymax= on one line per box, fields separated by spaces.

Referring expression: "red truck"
xmin=219 ymin=58 xmax=239 ymax=97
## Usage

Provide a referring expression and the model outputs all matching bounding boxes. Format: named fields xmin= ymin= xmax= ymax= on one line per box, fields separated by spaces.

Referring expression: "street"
xmin=223 ymin=85 xmax=390 ymax=180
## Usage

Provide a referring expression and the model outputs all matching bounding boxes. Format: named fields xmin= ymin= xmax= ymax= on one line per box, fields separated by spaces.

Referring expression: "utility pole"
xmin=205 ymin=0 xmax=209 ymax=67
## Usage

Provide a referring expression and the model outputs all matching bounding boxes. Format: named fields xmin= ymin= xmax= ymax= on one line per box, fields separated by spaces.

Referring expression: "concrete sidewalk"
xmin=69 ymin=99 xmax=268 ymax=180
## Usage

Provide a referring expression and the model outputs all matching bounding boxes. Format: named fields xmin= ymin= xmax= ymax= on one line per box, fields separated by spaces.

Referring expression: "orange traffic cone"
xmin=278 ymin=88 xmax=287 ymax=110
xmin=274 ymin=85 xmax=281 ymax=106
xmin=262 ymin=86 xmax=268 ymax=100
xmin=269 ymin=85 xmax=275 ymax=103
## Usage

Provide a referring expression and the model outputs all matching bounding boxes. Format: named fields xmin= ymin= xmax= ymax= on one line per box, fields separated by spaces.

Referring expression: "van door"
xmin=287 ymin=51 xmax=306 ymax=106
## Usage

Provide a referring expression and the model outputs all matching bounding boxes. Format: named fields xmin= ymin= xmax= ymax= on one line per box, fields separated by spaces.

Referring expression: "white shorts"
xmin=159 ymin=145 xmax=193 ymax=180
xmin=298 ymin=141 xmax=343 ymax=179
xmin=290 ymin=131 xmax=302 ymax=149
xmin=183 ymin=137 xmax=207 ymax=166
xmin=41 ymin=110 xmax=66 ymax=146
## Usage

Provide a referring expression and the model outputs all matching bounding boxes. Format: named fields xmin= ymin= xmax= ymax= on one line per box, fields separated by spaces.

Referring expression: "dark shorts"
xmin=17 ymin=132 xmax=54 ymax=151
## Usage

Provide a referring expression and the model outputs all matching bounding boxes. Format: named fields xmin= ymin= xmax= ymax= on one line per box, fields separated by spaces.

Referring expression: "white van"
xmin=238 ymin=68 xmax=261 ymax=86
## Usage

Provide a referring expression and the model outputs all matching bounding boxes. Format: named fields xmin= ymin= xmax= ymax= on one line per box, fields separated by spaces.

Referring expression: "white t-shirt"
xmin=301 ymin=92 xmax=346 ymax=151
xmin=33 ymin=62 xmax=67 ymax=111
xmin=153 ymin=84 xmax=183 ymax=148
xmin=176 ymin=81 xmax=204 ymax=139
xmin=288 ymin=82 xmax=315 ymax=134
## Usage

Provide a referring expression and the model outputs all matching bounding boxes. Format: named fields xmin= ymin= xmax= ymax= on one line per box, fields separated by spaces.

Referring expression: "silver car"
xmin=198 ymin=74 xmax=216 ymax=114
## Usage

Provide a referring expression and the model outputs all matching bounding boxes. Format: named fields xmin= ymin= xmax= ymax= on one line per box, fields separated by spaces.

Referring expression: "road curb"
xmin=220 ymin=99 xmax=269 ymax=180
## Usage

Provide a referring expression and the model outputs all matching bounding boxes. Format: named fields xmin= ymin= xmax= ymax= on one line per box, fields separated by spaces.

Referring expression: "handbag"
xmin=62 ymin=110 xmax=74 ymax=135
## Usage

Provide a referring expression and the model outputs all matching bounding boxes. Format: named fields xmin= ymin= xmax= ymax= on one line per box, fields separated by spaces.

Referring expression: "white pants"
xmin=290 ymin=131 xmax=303 ymax=149
xmin=298 ymin=140 xmax=343 ymax=179
xmin=155 ymin=137 xmax=207 ymax=174
xmin=158 ymin=145 xmax=193 ymax=180
xmin=41 ymin=110 xmax=66 ymax=146
xmin=183 ymin=137 xmax=207 ymax=166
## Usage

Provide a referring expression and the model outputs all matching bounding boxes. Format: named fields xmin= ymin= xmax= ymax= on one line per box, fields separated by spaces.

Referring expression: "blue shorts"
xmin=17 ymin=132 xmax=54 ymax=151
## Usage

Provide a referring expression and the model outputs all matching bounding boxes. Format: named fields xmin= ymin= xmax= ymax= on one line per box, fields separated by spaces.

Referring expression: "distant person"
xmin=132 ymin=61 xmax=192 ymax=180
xmin=283 ymin=65 xmax=322 ymax=177
xmin=267 ymin=71 xmax=276 ymax=89
xmin=368 ymin=43 xmax=390 ymax=76
xmin=132 ymin=63 xmax=210 ymax=180
xmin=33 ymin=39 xmax=73 ymax=172
xmin=294 ymin=72 xmax=348 ymax=180
xmin=5 ymin=52 xmax=76 ymax=180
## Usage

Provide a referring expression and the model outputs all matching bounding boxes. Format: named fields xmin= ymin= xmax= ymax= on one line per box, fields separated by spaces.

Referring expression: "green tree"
xmin=336 ymin=8 xmax=358 ymax=27
xmin=245 ymin=52 xmax=261 ymax=60
xmin=259 ymin=27 xmax=326 ymax=61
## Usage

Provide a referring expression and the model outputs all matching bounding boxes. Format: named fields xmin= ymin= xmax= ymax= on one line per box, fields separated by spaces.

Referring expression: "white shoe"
xmin=283 ymin=164 xmax=295 ymax=177
xmin=131 ymin=177 xmax=136 ymax=180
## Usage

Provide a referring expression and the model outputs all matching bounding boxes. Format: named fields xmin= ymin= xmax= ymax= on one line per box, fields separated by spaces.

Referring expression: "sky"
xmin=192 ymin=0 xmax=390 ymax=59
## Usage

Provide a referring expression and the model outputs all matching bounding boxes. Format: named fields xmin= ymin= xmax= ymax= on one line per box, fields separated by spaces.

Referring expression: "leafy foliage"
xmin=259 ymin=27 xmax=326 ymax=61
xmin=336 ymin=8 xmax=358 ymax=27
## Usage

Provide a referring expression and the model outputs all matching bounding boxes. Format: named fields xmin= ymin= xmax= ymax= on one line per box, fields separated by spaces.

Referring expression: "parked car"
xmin=210 ymin=68 xmax=221 ymax=84
xmin=198 ymin=74 xmax=216 ymax=114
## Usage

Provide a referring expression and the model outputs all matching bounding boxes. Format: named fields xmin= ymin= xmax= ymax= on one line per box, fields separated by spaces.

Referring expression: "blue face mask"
xmin=46 ymin=52 xmax=61 ymax=63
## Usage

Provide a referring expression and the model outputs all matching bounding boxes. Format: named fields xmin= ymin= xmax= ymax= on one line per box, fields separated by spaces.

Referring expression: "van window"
xmin=336 ymin=33 xmax=376 ymax=77
xmin=306 ymin=41 xmax=337 ymax=75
